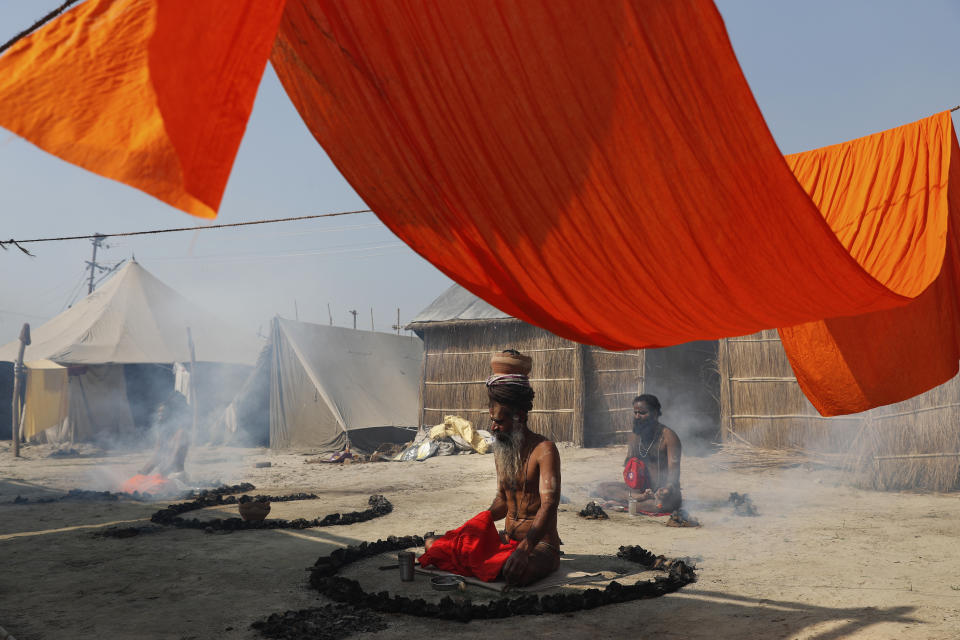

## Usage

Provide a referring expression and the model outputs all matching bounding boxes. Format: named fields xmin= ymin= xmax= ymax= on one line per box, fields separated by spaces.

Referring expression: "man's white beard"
xmin=494 ymin=427 xmax=526 ymax=489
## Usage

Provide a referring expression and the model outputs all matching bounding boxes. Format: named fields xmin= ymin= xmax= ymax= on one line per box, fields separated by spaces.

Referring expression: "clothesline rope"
xmin=0 ymin=210 xmax=373 ymax=255
xmin=0 ymin=0 xmax=81 ymax=56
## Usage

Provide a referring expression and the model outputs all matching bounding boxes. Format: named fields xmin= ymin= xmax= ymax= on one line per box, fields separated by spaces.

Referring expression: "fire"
xmin=121 ymin=473 xmax=171 ymax=495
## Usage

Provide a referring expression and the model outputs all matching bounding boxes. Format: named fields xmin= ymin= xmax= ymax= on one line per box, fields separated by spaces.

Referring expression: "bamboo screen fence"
xmin=719 ymin=329 xmax=960 ymax=491
xmin=413 ymin=319 xmax=643 ymax=446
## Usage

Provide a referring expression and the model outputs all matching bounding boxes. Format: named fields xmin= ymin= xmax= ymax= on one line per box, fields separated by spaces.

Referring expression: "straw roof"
xmin=407 ymin=284 xmax=511 ymax=327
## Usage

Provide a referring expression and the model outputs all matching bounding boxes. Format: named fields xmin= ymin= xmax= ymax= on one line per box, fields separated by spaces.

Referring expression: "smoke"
xmin=65 ymin=361 xmax=257 ymax=493
xmin=643 ymin=340 xmax=721 ymax=457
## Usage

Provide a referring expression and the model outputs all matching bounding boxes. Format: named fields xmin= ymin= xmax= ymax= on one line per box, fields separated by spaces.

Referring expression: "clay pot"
xmin=238 ymin=501 xmax=271 ymax=522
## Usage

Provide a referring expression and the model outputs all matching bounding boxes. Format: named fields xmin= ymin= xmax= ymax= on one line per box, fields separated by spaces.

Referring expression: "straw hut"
xmin=407 ymin=285 xmax=718 ymax=447
xmin=719 ymin=329 xmax=960 ymax=491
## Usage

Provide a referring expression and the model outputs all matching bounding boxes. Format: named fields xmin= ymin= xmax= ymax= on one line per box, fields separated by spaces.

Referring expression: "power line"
xmin=0 ymin=209 xmax=373 ymax=249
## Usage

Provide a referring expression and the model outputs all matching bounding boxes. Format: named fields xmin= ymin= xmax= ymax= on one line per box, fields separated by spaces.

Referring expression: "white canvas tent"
xmin=268 ymin=317 xmax=423 ymax=452
xmin=0 ymin=261 xmax=259 ymax=444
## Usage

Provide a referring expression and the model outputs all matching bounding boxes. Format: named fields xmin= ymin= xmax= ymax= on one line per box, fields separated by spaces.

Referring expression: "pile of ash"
xmin=251 ymin=603 xmax=386 ymax=640
xmin=94 ymin=524 xmax=165 ymax=539
xmin=666 ymin=509 xmax=701 ymax=527
xmin=13 ymin=489 xmax=132 ymax=504
xmin=11 ymin=482 xmax=258 ymax=506
xmin=578 ymin=501 xmax=609 ymax=520
xmin=728 ymin=492 xmax=759 ymax=516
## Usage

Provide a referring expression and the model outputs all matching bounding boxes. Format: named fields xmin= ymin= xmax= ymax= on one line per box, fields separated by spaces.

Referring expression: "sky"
xmin=0 ymin=0 xmax=958 ymax=345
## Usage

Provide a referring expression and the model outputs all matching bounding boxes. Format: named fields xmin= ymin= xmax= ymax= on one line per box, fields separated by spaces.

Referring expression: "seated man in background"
xmin=593 ymin=393 xmax=682 ymax=513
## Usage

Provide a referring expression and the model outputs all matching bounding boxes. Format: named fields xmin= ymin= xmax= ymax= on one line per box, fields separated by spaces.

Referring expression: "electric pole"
xmin=370 ymin=307 xmax=374 ymax=331
xmin=86 ymin=234 xmax=105 ymax=294
xmin=327 ymin=303 xmax=333 ymax=326
xmin=391 ymin=308 xmax=402 ymax=335
xmin=348 ymin=309 xmax=358 ymax=329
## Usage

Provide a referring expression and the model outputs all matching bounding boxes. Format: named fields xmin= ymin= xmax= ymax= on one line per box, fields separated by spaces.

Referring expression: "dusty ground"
xmin=1 ymin=441 xmax=959 ymax=640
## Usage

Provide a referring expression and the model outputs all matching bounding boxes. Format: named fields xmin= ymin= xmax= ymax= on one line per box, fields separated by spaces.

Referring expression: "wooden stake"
xmin=11 ymin=323 xmax=30 ymax=457
xmin=418 ymin=332 xmax=428 ymax=428
xmin=572 ymin=342 xmax=586 ymax=446
xmin=186 ymin=327 xmax=198 ymax=441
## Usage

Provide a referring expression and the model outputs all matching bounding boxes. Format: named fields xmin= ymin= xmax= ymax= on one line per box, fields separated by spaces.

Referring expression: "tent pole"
xmin=418 ymin=332 xmax=428 ymax=429
xmin=11 ymin=323 xmax=30 ymax=457
xmin=572 ymin=343 xmax=586 ymax=447
xmin=186 ymin=327 xmax=198 ymax=442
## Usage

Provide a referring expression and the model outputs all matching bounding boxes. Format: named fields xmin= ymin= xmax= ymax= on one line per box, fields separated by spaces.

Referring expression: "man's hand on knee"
xmin=503 ymin=547 xmax=530 ymax=584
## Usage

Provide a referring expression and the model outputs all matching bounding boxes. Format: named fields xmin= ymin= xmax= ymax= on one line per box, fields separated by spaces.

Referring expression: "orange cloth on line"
xmin=0 ymin=0 xmax=285 ymax=218
xmin=3 ymin=0 xmax=960 ymax=415
xmin=271 ymin=1 xmax=958 ymax=414
xmin=778 ymin=115 xmax=960 ymax=415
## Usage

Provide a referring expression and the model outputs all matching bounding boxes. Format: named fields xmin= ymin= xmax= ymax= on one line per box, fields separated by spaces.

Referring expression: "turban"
xmin=486 ymin=350 xmax=535 ymax=411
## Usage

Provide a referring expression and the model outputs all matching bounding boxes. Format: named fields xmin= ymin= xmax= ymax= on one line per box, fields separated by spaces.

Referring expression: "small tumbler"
xmin=398 ymin=551 xmax=415 ymax=582
xmin=628 ymin=499 xmax=639 ymax=516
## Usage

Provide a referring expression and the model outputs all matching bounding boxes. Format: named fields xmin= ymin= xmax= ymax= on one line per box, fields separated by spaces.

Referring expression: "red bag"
xmin=623 ymin=457 xmax=649 ymax=491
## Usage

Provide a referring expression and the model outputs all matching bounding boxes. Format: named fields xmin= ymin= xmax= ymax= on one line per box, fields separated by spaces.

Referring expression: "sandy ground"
xmin=2 ymin=441 xmax=960 ymax=640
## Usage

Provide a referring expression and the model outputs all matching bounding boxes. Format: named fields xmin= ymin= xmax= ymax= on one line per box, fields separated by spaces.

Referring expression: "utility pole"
xmin=86 ymin=234 xmax=106 ymax=294
xmin=370 ymin=308 xmax=374 ymax=331
xmin=348 ymin=309 xmax=358 ymax=329
xmin=391 ymin=308 xmax=402 ymax=335
xmin=327 ymin=303 xmax=333 ymax=326
xmin=294 ymin=299 xmax=299 ymax=321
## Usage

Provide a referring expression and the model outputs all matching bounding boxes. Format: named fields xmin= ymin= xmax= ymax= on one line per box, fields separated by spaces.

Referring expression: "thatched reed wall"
xmin=720 ymin=329 xmax=960 ymax=491
xmin=412 ymin=319 xmax=643 ymax=446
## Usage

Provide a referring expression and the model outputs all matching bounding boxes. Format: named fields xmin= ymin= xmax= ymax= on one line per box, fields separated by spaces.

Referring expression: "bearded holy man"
xmin=419 ymin=349 xmax=562 ymax=586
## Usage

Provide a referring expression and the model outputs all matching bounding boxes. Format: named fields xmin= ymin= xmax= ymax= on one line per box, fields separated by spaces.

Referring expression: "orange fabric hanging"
xmin=271 ymin=0 xmax=957 ymax=415
xmin=779 ymin=114 xmax=960 ymax=415
xmin=3 ymin=0 xmax=959 ymax=416
xmin=0 ymin=0 xmax=285 ymax=218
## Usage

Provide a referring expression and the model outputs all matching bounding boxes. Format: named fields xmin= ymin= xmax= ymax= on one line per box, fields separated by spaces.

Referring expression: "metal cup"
xmin=398 ymin=551 xmax=415 ymax=581
xmin=628 ymin=499 xmax=639 ymax=516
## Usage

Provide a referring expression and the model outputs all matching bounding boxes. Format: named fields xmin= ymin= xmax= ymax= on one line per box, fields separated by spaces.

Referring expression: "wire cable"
xmin=0 ymin=210 xmax=374 ymax=250
xmin=0 ymin=0 xmax=82 ymax=56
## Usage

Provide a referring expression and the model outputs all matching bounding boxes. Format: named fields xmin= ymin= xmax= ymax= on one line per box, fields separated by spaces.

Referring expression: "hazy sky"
xmin=1 ymin=1 xmax=958 ymax=345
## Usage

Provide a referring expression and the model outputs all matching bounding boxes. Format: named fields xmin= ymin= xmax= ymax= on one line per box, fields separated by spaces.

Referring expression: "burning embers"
xmin=120 ymin=473 xmax=172 ymax=495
